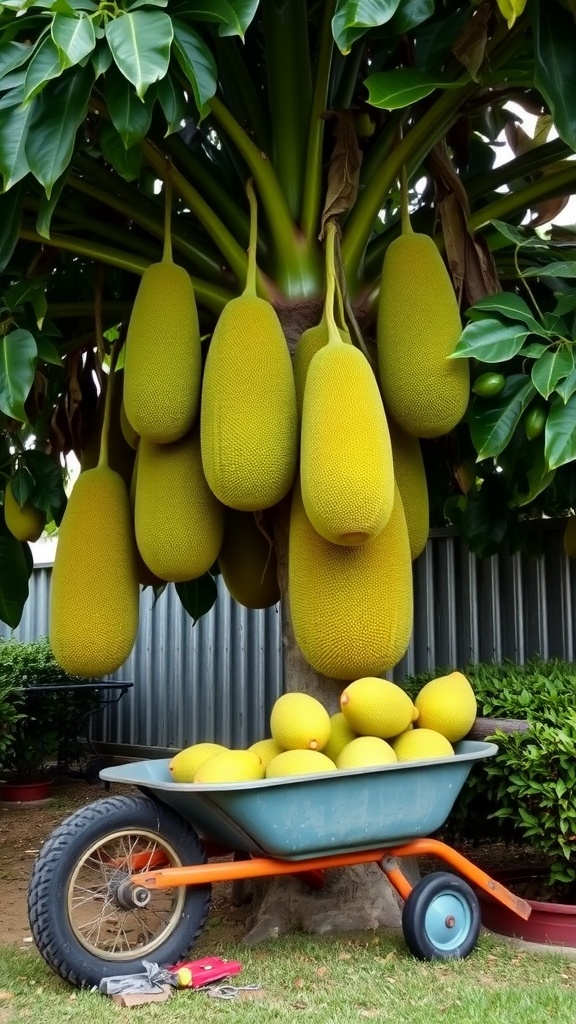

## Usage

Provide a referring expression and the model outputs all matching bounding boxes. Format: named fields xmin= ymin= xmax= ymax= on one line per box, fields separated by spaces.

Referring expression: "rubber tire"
xmin=401 ymin=871 xmax=481 ymax=960
xmin=27 ymin=793 xmax=211 ymax=988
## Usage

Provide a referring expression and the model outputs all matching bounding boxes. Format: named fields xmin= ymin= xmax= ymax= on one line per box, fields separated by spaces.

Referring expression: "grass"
xmin=2 ymin=931 xmax=576 ymax=1023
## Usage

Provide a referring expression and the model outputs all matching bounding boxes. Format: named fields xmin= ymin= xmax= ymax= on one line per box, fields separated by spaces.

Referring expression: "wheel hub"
xmin=115 ymin=878 xmax=152 ymax=910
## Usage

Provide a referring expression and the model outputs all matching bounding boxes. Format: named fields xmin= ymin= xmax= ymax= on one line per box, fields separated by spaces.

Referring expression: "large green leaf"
xmin=545 ymin=393 xmax=576 ymax=470
xmin=532 ymin=1 xmax=576 ymax=151
xmin=466 ymin=292 xmax=544 ymax=334
xmin=365 ymin=67 xmax=462 ymax=109
xmin=20 ymin=448 xmax=67 ymax=522
xmin=176 ymin=573 xmax=218 ymax=624
xmin=219 ymin=0 xmax=259 ymax=37
xmin=332 ymin=0 xmax=402 ymax=54
xmin=156 ymin=72 xmax=187 ymax=136
xmin=0 ymin=521 xmax=31 ymax=629
xmin=105 ymin=10 xmax=173 ymax=100
xmin=172 ymin=19 xmax=217 ymax=115
xmin=413 ymin=5 xmax=470 ymax=71
xmin=531 ymin=346 xmax=575 ymax=399
xmin=0 ymin=328 xmax=37 ymax=422
xmin=0 ymin=181 xmax=24 ymax=272
xmin=0 ymin=94 xmax=33 ymax=191
xmin=523 ymin=261 xmax=576 ymax=279
xmin=469 ymin=375 xmax=536 ymax=461
xmin=51 ymin=11 xmax=96 ymax=67
xmin=23 ymin=36 xmax=65 ymax=103
xmin=25 ymin=65 xmax=93 ymax=196
xmin=451 ymin=319 xmax=529 ymax=362
xmin=99 ymin=120 xmax=142 ymax=181
xmin=171 ymin=0 xmax=244 ymax=37
xmin=0 ymin=41 xmax=32 ymax=80
xmin=556 ymin=367 xmax=576 ymax=404
xmin=389 ymin=0 xmax=434 ymax=34
xmin=104 ymin=67 xmax=154 ymax=148
xmin=36 ymin=169 xmax=68 ymax=238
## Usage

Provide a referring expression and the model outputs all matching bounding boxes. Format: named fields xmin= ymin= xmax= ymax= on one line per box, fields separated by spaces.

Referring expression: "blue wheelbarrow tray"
xmin=100 ymin=740 xmax=497 ymax=861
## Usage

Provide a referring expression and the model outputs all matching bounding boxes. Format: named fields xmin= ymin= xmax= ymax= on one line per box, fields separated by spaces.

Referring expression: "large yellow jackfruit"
xmin=288 ymin=480 xmax=413 ymax=680
xmin=293 ymin=315 xmax=350 ymax=421
xmin=388 ymin=418 xmax=429 ymax=560
xmin=301 ymin=341 xmax=394 ymax=545
xmin=124 ymin=258 xmax=201 ymax=444
xmin=219 ymin=509 xmax=280 ymax=609
xmin=129 ymin=447 xmax=167 ymax=589
xmin=135 ymin=431 xmax=224 ymax=583
xmin=200 ymin=183 xmax=298 ymax=510
xmin=81 ymin=369 xmax=136 ymax=488
xmin=377 ymin=231 xmax=469 ymax=438
xmin=49 ymin=467 xmax=139 ymax=677
xmin=4 ymin=481 xmax=46 ymax=542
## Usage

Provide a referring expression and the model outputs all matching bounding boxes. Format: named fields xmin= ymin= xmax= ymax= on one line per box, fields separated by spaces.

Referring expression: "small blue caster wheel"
xmin=401 ymin=871 xmax=481 ymax=960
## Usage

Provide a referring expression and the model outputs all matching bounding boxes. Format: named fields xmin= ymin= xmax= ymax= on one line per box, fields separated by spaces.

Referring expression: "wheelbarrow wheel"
xmin=28 ymin=793 xmax=211 ymax=989
xmin=401 ymin=871 xmax=481 ymax=960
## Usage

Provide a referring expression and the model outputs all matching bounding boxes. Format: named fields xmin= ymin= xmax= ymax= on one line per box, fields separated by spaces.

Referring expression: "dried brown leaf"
xmin=530 ymin=195 xmax=570 ymax=228
xmin=452 ymin=1 xmax=491 ymax=81
xmin=320 ymin=111 xmax=363 ymax=238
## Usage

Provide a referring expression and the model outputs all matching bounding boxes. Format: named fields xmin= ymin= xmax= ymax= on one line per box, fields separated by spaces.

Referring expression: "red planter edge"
xmin=477 ymin=866 xmax=576 ymax=947
xmin=0 ymin=779 xmax=53 ymax=803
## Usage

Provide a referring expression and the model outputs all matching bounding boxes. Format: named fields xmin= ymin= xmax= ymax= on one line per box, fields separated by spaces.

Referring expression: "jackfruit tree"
xmin=2 ymin=0 xmax=576 ymax=935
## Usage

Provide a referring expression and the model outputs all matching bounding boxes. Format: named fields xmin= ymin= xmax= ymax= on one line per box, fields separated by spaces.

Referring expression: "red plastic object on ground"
xmin=169 ymin=956 xmax=242 ymax=988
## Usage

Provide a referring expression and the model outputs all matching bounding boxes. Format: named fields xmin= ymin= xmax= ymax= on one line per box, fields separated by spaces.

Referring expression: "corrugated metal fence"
xmin=2 ymin=520 xmax=575 ymax=754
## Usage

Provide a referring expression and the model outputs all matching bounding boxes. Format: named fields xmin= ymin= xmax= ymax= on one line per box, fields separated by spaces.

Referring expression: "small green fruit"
xmin=524 ymin=406 xmax=547 ymax=441
xmin=471 ymin=372 xmax=506 ymax=398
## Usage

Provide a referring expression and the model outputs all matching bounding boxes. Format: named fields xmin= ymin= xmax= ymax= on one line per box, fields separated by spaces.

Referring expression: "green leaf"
xmin=156 ymin=71 xmax=187 ymax=135
xmin=0 ymin=41 xmax=32 ymax=79
xmin=51 ymin=11 xmax=95 ymax=67
xmin=36 ymin=335 xmax=62 ymax=366
xmin=36 ymin=169 xmax=68 ymax=238
xmin=92 ymin=39 xmax=113 ymax=77
xmin=104 ymin=67 xmax=153 ymax=148
xmin=9 ymin=465 xmax=33 ymax=506
xmin=469 ymin=375 xmax=536 ymax=461
xmin=105 ymin=10 xmax=173 ymax=100
xmin=0 ymin=182 xmax=24 ymax=273
xmin=532 ymin=1 xmax=576 ymax=152
xmin=545 ymin=393 xmax=576 ymax=470
xmin=20 ymin=448 xmax=67 ymax=522
xmin=0 ymin=328 xmax=37 ymax=422
xmin=531 ymin=347 xmax=575 ymax=399
xmin=23 ymin=36 xmax=65 ymax=103
xmin=413 ymin=5 xmax=470 ymax=72
xmin=0 ymin=95 xmax=33 ymax=191
xmin=489 ymin=219 xmax=545 ymax=248
xmin=172 ymin=19 xmax=217 ymax=116
xmin=556 ymin=367 xmax=576 ymax=404
xmin=332 ymin=0 xmax=402 ymax=53
xmin=365 ymin=66 xmax=463 ymax=110
xmin=219 ymin=0 xmax=259 ymax=36
xmin=170 ymin=0 xmax=244 ymax=37
xmin=451 ymin=319 xmax=528 ymax=362
xmin=389 ymin=0 xmax=434 ymax=34
xmin=0 ymin=521 xmax=31 ymax=629
xmin=99 ymin=120 xmax=142 ymax=180
xmin=554 ymin=293 xmax=576 ymax=317
xmin=466 ymin=292 xmax=543 ymax=333
xmin=175 ymin=573 xmax=218 ymax=624
xmin=25 ymin=65 xmax=93 ymax=196
xmin=523 ymin=261 xmax=576 ymax=279
xmin=520 ymin=342 xmax=549 ymax=359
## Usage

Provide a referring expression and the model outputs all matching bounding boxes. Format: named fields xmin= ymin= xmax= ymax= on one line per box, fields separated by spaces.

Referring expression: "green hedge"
xmin=401 ymin=659 xmax=576 ymax=885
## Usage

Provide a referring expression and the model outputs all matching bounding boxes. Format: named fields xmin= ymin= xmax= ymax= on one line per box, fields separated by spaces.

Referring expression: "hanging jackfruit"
xmin=123 ymin=174 xmax=201 ymax=444
xmin=300 ymin=222 xmax=394 ymax=546
xmin=135 ymin=431 xmax=224 ymax=583
xmin=50 ymin=368 xmax=139 ymax=677
xmin=3 ymin=481 xmax=46 ymax=542
xmin=388 ymin=417 xmax=429 ymax=560
xmin=293 ymin=317 xmax=350 ymax=421
xmin=129 ymin=447 xmax=167 ymax=589
xmin=377 ymin=172 xmax=469 ymax=438
xmin=288 ymin=479 xmax=413 ymax=680
xmin=219 ymin=508 xmax=280 ymax=609
xmin=201 ymin=181 xmax=298 ymax=510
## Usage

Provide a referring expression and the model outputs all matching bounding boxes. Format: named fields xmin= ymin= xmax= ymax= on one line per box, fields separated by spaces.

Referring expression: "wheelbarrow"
xmin=27 ymin=739 xmax=530 ymax=988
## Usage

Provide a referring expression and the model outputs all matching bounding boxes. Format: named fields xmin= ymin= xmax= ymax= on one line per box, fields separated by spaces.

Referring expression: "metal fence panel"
xmin=2 ymin=522 xmax=575 ymax=752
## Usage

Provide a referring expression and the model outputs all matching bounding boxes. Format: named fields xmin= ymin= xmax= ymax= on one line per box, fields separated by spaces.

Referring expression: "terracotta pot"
xmin=0 ymin=779 xmax=53 ymax=803
xmin=478 ymin=866 xmax=576 ymax=947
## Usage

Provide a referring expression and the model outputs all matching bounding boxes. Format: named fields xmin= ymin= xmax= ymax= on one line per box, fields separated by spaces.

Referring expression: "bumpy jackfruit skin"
xmin=49 ymin=467 xmax=139 ymax=677
xmin=293 ymin=321 xmax=350 ymax=420
xmin=81 ymin=370 xmax=136 ymax=488
xmin=301 ymin=343 xmax=394 ymax=546
xmin=388 ymin=418 xmax=429 ymax=560
xmin=219 ymin=509 xmax=280 ymax=609
xmin=289 ymin=480 xmax=413 ymax=680
xmin=4 ymin=482 xmax=46 ymax=542
xmin=377 ymin=233 xmax=469 ymax=438
xmin=135 ymin=432 xmax=224 ymax=583
xmin=124 ymin=261 xmax=201 ymax=444
xmin=200 ymin=295 xmax=298 ymax=510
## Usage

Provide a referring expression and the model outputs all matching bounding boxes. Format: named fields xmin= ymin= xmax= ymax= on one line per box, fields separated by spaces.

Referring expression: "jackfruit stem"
xmin=323 ymin=221 xmax=342 ymax=346
xmin=162 ymin=164 xmax=174 ymax=264
xmin=98 ymin=346 xmax=120 ymax=471
xmin=245 ymin=178 xmax=258 ymax=298
xmin=400 ymin=166 xmax=413 ymax=236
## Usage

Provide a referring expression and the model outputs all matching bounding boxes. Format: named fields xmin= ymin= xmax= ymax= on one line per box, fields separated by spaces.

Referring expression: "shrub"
xmin=0 ymin=637 xmax=100 ymax=781
xmin=401 ymin=659 xmax=576 ymax=885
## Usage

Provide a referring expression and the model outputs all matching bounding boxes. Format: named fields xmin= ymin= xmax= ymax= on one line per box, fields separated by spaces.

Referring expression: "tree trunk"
xmin=241 ymin=498 xmax=419 ymax=945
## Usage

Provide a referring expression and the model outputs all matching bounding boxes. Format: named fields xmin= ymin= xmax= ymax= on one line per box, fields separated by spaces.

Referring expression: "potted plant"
xmin=0 ymin=637 xmax=101 ymax=802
